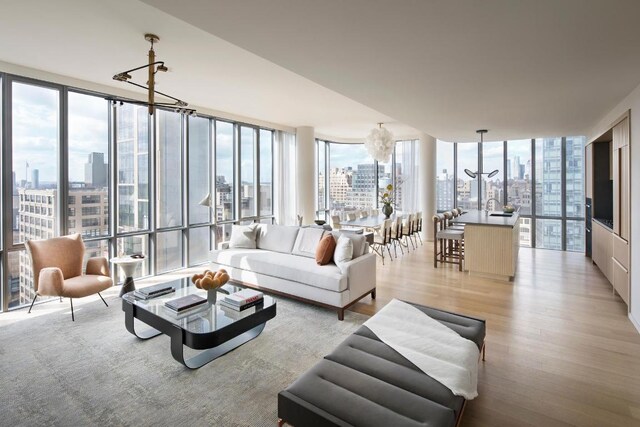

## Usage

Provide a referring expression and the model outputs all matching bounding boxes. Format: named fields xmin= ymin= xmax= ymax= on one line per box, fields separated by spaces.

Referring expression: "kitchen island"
xmin=451 ymin=209 xmax=520 ymax=280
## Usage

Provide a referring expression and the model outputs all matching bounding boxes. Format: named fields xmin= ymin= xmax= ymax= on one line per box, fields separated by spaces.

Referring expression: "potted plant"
xmin=380 ymin=184 xmax=395 ymax=218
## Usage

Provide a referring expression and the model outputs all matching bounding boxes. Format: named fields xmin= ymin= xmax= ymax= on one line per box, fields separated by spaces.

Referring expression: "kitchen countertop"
xmin=450 ymin=209 xmax=520 ymax=228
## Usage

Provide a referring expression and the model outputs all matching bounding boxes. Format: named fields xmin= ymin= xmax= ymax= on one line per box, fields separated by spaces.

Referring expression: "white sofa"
xmin=209 ymin=224 xmax=376 ymax=320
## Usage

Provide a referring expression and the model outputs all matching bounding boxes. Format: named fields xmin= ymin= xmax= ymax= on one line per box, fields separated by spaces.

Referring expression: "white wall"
xmin=589 ymin=81 xmax=640 ymax=332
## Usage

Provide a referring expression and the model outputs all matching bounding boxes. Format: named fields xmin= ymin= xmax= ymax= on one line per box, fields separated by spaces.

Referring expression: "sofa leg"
xmin=338 ymin=309 xmax=344 ymax=321
xmin=70 ymin=298 xmax=75 ymax=322
xmin=277 ymin=419 xmax=285 ymax=427
xmin=482 ymin=343 xmax=486 ymax=361
xmin=371 ymin=289 xmax=376 ymax=300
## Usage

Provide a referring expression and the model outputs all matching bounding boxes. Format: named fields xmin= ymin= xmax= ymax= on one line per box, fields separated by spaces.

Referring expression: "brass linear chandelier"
xmin=109 ymin=33 xmax=196 ymax=116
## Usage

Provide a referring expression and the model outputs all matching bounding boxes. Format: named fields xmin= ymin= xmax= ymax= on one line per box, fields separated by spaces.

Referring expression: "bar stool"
xmin=433 ymin=212 xmax=464 ymax=271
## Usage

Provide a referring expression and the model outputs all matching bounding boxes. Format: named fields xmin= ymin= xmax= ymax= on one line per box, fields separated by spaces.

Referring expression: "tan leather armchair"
xmin=25 ymin=233 xmax=113 ymax=321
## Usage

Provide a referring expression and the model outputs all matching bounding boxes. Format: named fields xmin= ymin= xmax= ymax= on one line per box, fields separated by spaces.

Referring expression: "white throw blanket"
xmin=363 ymin=299 xmax=480 ymax=399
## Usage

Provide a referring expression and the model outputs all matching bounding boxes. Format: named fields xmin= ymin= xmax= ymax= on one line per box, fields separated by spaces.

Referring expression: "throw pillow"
xmin=334 ymin=235 xmax=354 ymax=269
xmin=330 ymin=231 xmax=366 ymax=258
xmin=228 ymin=224 xmax=258 ymax=249
xmin=315 ymin=234 xmax=337 ymax=265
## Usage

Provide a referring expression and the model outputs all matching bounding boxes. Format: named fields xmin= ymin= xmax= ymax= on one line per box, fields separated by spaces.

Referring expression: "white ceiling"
xmin=143 ymin=0 xmax=640 ymax=142
xmin=2 ymin=1 xmax=640 ymax=142
xmin=0 ymin=0 xmax=417 ymax=140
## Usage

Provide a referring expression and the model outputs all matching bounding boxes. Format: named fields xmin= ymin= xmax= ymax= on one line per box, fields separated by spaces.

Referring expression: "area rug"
xmin=0 ymin=294 xmax=368 ymax=426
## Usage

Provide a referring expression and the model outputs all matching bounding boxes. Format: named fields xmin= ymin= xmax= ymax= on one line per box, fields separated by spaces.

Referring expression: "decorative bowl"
xmin=314 ymin=220 xmax=326 ymax=226
xmin=503 ymin=205 xmax=515 ymax=213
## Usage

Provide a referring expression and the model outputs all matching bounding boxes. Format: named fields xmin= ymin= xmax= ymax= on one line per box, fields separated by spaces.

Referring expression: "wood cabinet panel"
xmin=613 ymin=234 xmax=629 ymax=270
xmin=612 ymin=258 xmax=629 ymax=306
xmin=585 ymin=144 xmax=593 ymax=199
xmin=620 ymin=145 xmax=630 ymax=240
xmin=592 ymin=221 xmax=613 ymax=284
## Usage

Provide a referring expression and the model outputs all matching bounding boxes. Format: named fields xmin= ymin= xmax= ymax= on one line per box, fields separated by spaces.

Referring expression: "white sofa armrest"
xmin=339 ymin=253 xmax=376 ymax=302
xmin=218 ymin=241 xmax=230 ymax=250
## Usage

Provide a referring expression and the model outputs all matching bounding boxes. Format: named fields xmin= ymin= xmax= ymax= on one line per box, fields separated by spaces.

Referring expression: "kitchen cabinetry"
xmin=585 ymin=144 xmax=593 ymax=199
xmin=612 ymin=116 xmax=630 ymax=240
xmin=592 ymin=220 xmax=613 ymax=284
xmin=611 ymin=115 xmax=630 ymax=305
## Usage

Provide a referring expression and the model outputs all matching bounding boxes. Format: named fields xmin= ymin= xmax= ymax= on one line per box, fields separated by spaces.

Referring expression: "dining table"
xmin=342 ymin=214 xmax=399 ymax=229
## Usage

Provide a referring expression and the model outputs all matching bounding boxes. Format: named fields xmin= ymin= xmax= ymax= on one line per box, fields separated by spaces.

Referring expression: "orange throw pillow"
xmin=315 ymin=234 xmax=337 ymax=265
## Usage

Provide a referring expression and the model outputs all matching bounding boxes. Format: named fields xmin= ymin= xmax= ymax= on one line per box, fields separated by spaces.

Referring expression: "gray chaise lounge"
xmin=278 ymin=303 xmax=486 ymax=427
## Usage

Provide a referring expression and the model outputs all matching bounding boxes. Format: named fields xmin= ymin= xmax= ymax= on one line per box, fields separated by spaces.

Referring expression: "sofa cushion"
xmin=331 ymin=231 xmax=366 ymax=258
xmin=333 ymin=235 xmax=353 ymax=268
xmin=209 ymin=249 xmax=347 ymax=292
xmin=292 ymin=227 xmax=325 ymax=258
xmin=280 ymin=359 xmax=457 ymax=427
xmin=315 ymin=234 xmax=337 ymax=265
xmin=229 ymin=224 xmax=257 ymax=249
xmin=256 ymin=224 xmax=299 ymax=254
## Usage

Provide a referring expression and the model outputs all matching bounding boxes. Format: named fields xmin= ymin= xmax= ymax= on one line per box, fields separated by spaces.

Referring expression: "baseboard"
xmin=629 ymin=312 xmax=640 ymax=335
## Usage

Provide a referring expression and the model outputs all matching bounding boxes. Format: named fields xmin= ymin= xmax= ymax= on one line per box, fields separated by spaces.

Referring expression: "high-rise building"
xmin=31 ymin=169 xmax=39 ymax=189
xmin=85 ymin=152 xmax=108 ymax=188
xmin=436 ymin=168 xmax=454 ymax=211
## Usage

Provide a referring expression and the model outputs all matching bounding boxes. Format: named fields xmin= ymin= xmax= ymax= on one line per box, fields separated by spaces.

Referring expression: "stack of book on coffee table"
xmin=164 ymin=294 xmax=208 ymax=317
xmin=219 ymin=289 xmax=264 ymax=313
xmin=133 ymin=282 xmax=175 ymax=300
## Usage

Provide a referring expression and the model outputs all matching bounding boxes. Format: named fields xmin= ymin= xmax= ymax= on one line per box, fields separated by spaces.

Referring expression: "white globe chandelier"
xmin=365 ymin=123 xmax=395 ymax=163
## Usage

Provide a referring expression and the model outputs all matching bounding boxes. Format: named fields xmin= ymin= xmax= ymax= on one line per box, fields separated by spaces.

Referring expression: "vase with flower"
xmin=380 ymin=184 xmax=395 ymax=218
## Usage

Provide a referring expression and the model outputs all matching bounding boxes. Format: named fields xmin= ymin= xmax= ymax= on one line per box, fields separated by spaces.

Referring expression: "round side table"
xmin=111 ymin=256 xmax=145 ymax=297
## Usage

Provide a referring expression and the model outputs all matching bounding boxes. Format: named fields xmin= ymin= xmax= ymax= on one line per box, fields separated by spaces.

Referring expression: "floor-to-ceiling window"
xmin=187 ymin=116 xmax=211 ymax=266
xmin=68 ymin=91 xmax=110 ymax=265
xmin=506 ymin=139 xmax=533 ymax=247
xmin=436 ymin=140 xmax=454 ymax=211
xmin=436 ymin=137 xmax=585 ymax=251
xmin=9 ymin=81 xmax=60 ymax=308
xmin=0 ymin=73 xmax=277 ymax=312
xmin=316 ymin=140 xmax=419 ymax=219
xmin=455 ymin=142 xmax=479 ymax=210
xmin=115 ymin=103 xmax=151 ymax=281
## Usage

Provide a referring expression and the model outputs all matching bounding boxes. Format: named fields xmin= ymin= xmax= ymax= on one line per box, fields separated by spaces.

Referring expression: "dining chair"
xmin=371 ymin=209 xmax=379 ymax=216
xmin=413 ymin=211 xmax=423 ymax=245
xmin=331 ymin=215 xmax=342 ymax=230
xmin=402 ymin=213 xmax=416 ymax=250
xmin=390 ymin=216 xmax=405 ymax=257
xmin=360 ymin=210 xmax=369 ymax=219
xmin=346 ymin=212 xmax=358 ymax=221
xmin=372 ymin=218 xmax=393 ymax=265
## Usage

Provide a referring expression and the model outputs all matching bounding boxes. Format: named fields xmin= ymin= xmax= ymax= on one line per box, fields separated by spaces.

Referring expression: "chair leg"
xmin=98 ymin=292 xmax=109 ymax=307
xmin=417 ymin=232 xmax=423 ymax=245
xmin=387 ymin=245 xmax=393 ymax=260
xmin=28 ymin=294 xmax=38 ymax=313
xmin=70 ymin=298 xmax=75 ymax=322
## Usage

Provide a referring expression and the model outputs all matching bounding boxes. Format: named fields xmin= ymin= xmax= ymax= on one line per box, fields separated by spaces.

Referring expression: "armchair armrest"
xmin=38 ymin=267 xmax=65 ymax=297
xmin=86 ymin=257 xmax=110 ymax=276
xmin=218 ymin=241 xmax=230 ymax=250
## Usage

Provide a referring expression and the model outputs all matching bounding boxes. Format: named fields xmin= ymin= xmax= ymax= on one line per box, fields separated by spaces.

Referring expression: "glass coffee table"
xmin=122 ymin=277 xmax=276 ymax=369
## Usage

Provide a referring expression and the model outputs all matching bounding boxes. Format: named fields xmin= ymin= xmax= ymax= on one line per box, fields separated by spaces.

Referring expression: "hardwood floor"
xmin=349 ymin=243 xmax=640 ymax=427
